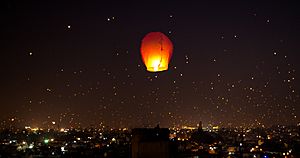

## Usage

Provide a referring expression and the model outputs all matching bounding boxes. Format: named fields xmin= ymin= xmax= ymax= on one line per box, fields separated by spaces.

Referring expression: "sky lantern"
xmin=140 ymin=32 xmax=173 ymax=72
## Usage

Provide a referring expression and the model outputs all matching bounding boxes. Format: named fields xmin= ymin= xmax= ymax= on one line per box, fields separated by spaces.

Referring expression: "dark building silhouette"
xmin=198 ymin=121 xmax=203 ymax=131
xmin=131 ymin=126 xmax=171 ymax=158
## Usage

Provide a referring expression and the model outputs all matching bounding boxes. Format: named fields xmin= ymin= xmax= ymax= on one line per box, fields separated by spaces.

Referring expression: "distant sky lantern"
xmin=140 ymin=32 xmax=173 ymax=72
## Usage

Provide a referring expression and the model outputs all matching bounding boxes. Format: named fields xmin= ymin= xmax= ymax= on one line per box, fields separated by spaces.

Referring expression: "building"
xmin=131 ymin=126 xmax=171 ymax=158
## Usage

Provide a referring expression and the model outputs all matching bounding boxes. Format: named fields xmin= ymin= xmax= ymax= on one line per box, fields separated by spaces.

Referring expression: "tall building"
xmin=198 ymin=121 xmax=203 ymax=132
xmin=131 ymin=126 xmax=170 ymax=158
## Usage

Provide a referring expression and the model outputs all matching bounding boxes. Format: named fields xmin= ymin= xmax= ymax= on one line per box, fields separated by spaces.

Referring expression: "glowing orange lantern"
xmin=140 ymin=32 xmax=173 ymax=72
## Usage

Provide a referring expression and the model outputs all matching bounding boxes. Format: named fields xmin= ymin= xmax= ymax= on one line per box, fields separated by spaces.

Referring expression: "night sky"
xmin=1 ymin=1 xmax=300 ymax=128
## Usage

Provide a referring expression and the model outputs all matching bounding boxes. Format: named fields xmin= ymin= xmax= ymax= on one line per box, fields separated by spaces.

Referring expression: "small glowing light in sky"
xmin=67 ymin=25 xmax=71 ymax=29
xmin=29 ymin=52 xmax=33 ymax=56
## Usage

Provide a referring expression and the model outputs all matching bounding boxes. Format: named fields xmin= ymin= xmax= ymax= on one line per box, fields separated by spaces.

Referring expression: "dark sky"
xmin=1 ymin=0 xmax=300 ymax=128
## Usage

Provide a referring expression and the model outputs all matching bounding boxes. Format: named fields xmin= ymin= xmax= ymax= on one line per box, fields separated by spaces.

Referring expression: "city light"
xmin=44 ymin=139 xmax=49 ymax=144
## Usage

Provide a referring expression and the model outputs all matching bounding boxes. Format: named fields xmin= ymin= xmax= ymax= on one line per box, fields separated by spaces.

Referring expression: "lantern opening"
xmin=147 ymin=57 xmax=167 ymax=72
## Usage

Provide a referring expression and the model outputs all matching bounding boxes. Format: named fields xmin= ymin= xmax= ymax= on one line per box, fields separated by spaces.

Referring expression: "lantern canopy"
xmin=140 ymin=32 xmax=173 ymax=72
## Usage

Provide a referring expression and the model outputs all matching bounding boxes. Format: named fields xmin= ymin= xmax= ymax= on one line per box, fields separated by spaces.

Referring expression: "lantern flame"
xmin=140 ymin=32 xmax=173 ymax=72
xmin=149 ymin=57 xmax=162 ymax=72
xmin=152 ymin=59 xmax=160 ymax=72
